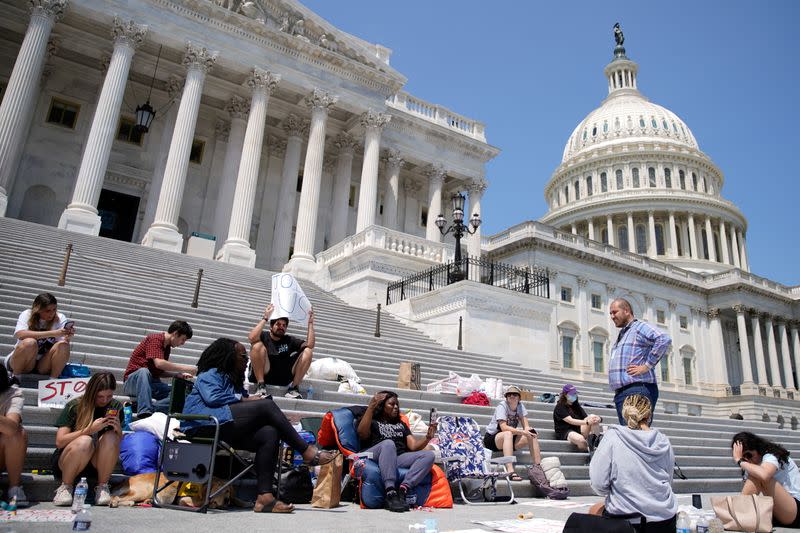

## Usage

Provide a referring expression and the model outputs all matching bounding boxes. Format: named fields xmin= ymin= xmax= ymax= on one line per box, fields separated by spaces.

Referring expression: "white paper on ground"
xmin=271 ymin=273 xmax=311 ymax=322
xmin=519 ymin=500 xmax=596 ymax=509
xmin=472 ymin=518 xmax=565 ymax=533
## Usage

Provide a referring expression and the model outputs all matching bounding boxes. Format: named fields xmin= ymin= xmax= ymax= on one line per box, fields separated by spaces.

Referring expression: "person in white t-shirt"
xmin=483 ymin=385 xmax=541 ymax=480
xmin=732 ymin=431 xmax=800 ymax=529
xmin=7 ymin=293 xmax=72 ymax=378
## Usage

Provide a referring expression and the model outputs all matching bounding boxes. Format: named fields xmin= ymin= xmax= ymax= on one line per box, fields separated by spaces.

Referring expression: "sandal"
xmin=254 ymin=497 xmax=294 ymax=513
xmin=304 ymin=447 xmax=338 ymax=467
xmin=508 ymin=473 xmax=524 ymax=482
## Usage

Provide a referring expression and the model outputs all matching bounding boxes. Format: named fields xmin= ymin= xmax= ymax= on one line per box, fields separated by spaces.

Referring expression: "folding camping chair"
xmin=435 ymin=415 xmax=516 ymax=504
xmin=152 ymin=377 xmax=256 ymax=513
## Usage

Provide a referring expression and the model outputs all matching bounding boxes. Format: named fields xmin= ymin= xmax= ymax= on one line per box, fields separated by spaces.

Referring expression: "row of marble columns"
xmin=569 ymin=211 xmax=749 ymax=270
xmin=733 ymin=306 xmax=800 ymax=392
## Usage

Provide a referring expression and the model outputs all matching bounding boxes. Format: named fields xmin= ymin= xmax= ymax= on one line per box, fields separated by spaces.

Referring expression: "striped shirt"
xmin=608 ymin=319 xmax=672 ymax=391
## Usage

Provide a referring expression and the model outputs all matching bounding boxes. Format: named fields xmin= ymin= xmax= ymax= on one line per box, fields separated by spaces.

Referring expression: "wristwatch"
xmin=737 ymin=458 xmax=744 ymax=467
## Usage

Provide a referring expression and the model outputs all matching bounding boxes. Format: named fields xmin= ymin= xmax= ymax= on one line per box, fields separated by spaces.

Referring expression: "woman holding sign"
xmin=8 ymin=292 xmax=73 ymax=378
xmin=52 ymin=372 xmax=122 ymax=507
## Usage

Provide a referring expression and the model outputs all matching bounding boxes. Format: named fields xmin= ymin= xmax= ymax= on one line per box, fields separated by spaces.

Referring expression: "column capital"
xmin=30 ymin=0 xmax=67 ymax=21
xmin=423 ymin=163 xmax=446 ymax=183
xmin=382 ymin=148 xmax=404 ymax=169
xmin=304 ymin=88 xmax=337 ymax=110
xmin=246 ymin=67 xmax=280 ymax=94
xmin=166 ymin=75 xmax=183 ymax=100
xmin=225 ymin=95 xmax=249 ymax=120
xmin=668 ymin=301 xmax=677 ymax=311
xmin=403 ymin=178 xmax=421 ymax=194
xmin=214 ymin=118 xmax=230 ymax=141
xmin=763 ymin=313 xmax=774 ymax=323
xmin=576 ymin=277 xmax=589 ymax=287
xmin=774 ymin=317 xmax=787 ymax=327
xmin=733 ymin=304 xmax=748 ymax=315
xmin=668 ymin=209 xmax=676 ymax=216
xmin=690 ymin=306 xmax=704 ymax=316
xmin=111 ymin=17 xmax=148 ymax=49
xmin=182 ymin=42 xmax=218 ymax=73
xmin=282 ymin=113 xmax=308 ymax=138
xmin=643 ymin=294 xmax=653 ymax=304
xmin=468 ymin=178 xmax=488 ymax=196
xmin=707 ymin=307 xmax=721 ymax=319
xmin=360 ymin=109 xmax=391 ymax=130
xmin=605 ymin=283 xmax=616 ymax=294
xmin=626 ymin=210 xmax=634 ymax=218
xmin=334 ymin=132 xmax=358 ymax=155
xmin=267 ymin=135 xmax=287 ymax=157
xmin=647 ymin=209 xmax=655 ymax=217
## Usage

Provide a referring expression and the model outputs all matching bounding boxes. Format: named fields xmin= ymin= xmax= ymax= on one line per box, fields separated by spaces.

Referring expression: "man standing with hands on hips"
xmin=608 ymin=298 xmax=671 ymax=425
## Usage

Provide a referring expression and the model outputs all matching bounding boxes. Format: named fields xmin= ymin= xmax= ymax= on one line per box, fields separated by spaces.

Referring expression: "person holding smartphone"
xmin=7 ymin=292 xmax=73 ymax=378
xmin=483 ymin=385 xmax=541 ymax=480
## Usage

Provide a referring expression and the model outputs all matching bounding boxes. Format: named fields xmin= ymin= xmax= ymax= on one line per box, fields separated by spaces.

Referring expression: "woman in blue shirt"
xmin=183 ymin=338 xmax=336 ymax=513
xmin=732 ymin=431 xmax=800 ymax=528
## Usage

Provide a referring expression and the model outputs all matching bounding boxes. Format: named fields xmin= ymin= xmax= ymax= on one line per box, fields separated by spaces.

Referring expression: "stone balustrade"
xmin=387 ymin=91 xmax=486 ymax=141
xmin=316 ymin=224 xmax=454 ymax=266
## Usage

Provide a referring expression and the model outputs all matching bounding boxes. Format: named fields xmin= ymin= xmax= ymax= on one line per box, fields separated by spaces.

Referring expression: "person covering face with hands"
xmin=483 ymin=385 xmax=542 ymax=480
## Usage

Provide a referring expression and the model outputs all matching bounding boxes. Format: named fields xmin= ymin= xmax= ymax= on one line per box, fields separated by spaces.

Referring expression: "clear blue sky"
xmin=302 ymin=1 xmax=799 ymax=286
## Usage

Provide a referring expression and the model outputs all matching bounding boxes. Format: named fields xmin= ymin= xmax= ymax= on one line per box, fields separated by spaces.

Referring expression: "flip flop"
xmin=254 ymin=498 xmax=294 ymax=513
xmin=305 ymin=448 xmax=338 ymax=467
xmin=509 ymin=473 xmax=524 ymax=482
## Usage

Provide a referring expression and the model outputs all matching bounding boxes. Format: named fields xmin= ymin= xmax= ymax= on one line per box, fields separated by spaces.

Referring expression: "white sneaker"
xmin=7 ymin=485 xmax=28 ymax=507
xmin=94 ymin=483 xmax=111 ymax=506
xmin=53 ymin=483 xmax=73 ymax=506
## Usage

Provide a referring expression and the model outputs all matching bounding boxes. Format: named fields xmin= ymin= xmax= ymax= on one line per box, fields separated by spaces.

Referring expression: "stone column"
xmin=708 ymin=308 xmax=730 ymax=388
xmin=587 ymin=218 xmax=595 ymax=241
xmin=0 ymin=0 xmax=67 ymax=216
xmin=467 ymin=179 xmax=486 ymax=258
xmin=734 ymin=305 xmax=754 ymax=384
xmin=717 ymin=220 xmax=729 ymax=265
xmin=730 ymin=227 xmax=741 ymax=268
xmin=329 ymin=133 xmax=357 ymax=245
xmin=142 ymin=43 xmax=217 ymax=251
xmin=287 ymin=89 xmax=337 ymax=270
xmin=687 ymin=213 xmax=699 ymax=260
xmin=577 ymin=277 xmax=591 ymax=372
xmin=355 ymin=110 xmax=390 ymax=232
xmin=764 ymin=315 xmax=782 ymax=389
xmin=749 ymin=311 xmax=768 ymax=385
xmin=141 ymin=76 xmax=183 ymax=232
xmin=211 ymin=96 xmax=249 ymax=245
xmin=679 ymin=219 xmax=690 ymax=258
xmin=571 ymin=223 xmax=577 ymax=235
xmin=704 ymin=216 xmax=717 ymax=262
xmin=606 ymin=215 xmax=615 ymax=246
xmin=270 ymin=114 xmax=307 ymax=269
xmin=667 ymin=211 xmax=677 ymax=257
xmin=254 ymin=136 xmax=286 ymax=267
xmin=647 ymin=210 xmax=657 ymax=257
xmin=691 ymin=308 xmax=709 ymax=385
xmin=738 ymin=229 xmax=749 ymax=271
xmin=402 ymin=179 xmax=420 ymax=234
xmin=778 ymin=320 xmax=795 ymax=390
xmin=626 ymin=212 xmax=635 ymax=253
xmin=791 ymin=323 xmax=800 ymax=392
xmin=424 ymin=164 xmax=445 ymax=242
xmin=59 ymin=17 xmax=147 ymax=234
xmin=217 ymin=68 xmax=279 ymax=266
xmin=382 ymin=148 xmax=403 ymax=231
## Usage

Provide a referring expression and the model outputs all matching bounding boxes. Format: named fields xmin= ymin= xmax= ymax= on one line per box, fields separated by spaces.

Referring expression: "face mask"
xmin=567 ymin=394 xmax=578 ymax=403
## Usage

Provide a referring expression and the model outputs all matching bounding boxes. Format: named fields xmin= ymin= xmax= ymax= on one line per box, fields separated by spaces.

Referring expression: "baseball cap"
xmin=562 ymin=383 xmax=578 ymax=395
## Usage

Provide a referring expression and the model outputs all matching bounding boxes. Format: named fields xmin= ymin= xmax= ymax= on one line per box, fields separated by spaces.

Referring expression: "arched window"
xmin=601 ymin=172 xmax=608 ymax=192
xmin=651 ymin=117 xmax=658 ymax=129
xmin=601 ymin=228 xmax=609 ymax=244
xmin=692 ymin=172 xmax=698 ymax=191
xmin=639 ymin=117 xmax=646 ymax=128
xmin=616 ymin=169 xmax=624 ymax=190
xmin=632 ymin=168 xmax=640 ymax=188
xmin=586 ymin=176 xmax=593 ymax=196
xmin=664 ymin=168 xmax=672 ymax=188
xmin=617 ymin=226 xmax=629 ymax=250
xmin=679 ymin=170 xmax=686 ymax=189
xmin=655 ymin=224 xmax=665 ymax=255
xmin=701 ymin=229 xmax=710 ymax=259
xmin=635 ymin=224 xmax=647 ymax=254
xmin=574 ymin=180 xmax=580 ymax=200
xmin=603 ymin=121 xmax=608 ymax=133
xmin=648 ymin=167 xmax=657 ymax=187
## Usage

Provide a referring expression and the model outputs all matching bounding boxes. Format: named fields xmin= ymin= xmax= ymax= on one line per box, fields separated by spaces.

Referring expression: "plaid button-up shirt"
xmin=608 ymin=319 xmax=672 ymax=391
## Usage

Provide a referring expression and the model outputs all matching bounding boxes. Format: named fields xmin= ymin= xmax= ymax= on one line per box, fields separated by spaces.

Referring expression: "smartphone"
xmin=429 ymin=408 xmax=437 ymax=425
xmin=63 ymin=320 xmax=75 ymax=330
xmin=106 ymin=408 xmax=119 ymax=418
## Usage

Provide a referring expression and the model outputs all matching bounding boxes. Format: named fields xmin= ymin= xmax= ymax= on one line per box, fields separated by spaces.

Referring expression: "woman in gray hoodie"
xmin=588 ymin=394 xmax=677 ymax=532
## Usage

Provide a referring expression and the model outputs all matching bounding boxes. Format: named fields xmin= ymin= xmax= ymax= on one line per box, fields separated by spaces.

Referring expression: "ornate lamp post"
xmin=435 ymin=192 xmax=481 ymax=283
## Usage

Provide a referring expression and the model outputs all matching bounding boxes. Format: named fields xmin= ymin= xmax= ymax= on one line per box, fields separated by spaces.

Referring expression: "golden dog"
xmin=110 ymin=473 xmax=236 ymax=509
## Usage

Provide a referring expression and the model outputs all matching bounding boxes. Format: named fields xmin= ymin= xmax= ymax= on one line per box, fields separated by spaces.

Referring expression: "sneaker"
xmin=7 ymin=486 xmax=28 ymax=507
xmin=256 ymin=382 xmax=268 ymax=397
xmin=285 ymin=386 xmax=303 ymax=399
xmin=95 ymin=483 xmax=111 ymax=506
xmin=53 ymin=483 xmax=73 ymax=506
xmin=587 ymin=433 xmax=598 ymax=452
xmin=398 ymin=484 xmax=416 ymax=508
xmin=384 ymin=489 xmax=408 ymax=513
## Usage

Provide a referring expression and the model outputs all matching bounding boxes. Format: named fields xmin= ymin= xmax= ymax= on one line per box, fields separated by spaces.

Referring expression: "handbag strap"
xmin=726 ymin=494 xmax=760 ymax=531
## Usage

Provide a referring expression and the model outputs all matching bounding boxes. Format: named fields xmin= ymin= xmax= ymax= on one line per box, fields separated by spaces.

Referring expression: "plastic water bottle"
xmin=423 ymin=518 xmax=438 ymax=533
xmin=675 ymin=511 xmax=691 ymax=533
xmin=696 ymin=512 xmax=709 ymax=533
xmin=72 ymin=504 xmax=92 ymax=530
xmin=307 ymin=385 xmax=314 ymax=400
xmin=71 ymin=477 xmax=88 ymax=513
xmin=707 ymin=517 xmax=724 ymax=533
xmin=122 ymin=402 xmax=133 ymax=432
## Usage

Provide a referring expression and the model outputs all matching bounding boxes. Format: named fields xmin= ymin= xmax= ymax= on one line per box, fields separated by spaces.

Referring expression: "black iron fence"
xmin=386 ymin=256 xmax=549 ymax=304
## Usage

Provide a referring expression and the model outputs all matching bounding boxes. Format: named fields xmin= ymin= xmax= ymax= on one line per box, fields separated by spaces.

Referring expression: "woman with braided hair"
xmin=587 ymin=394 xmax=677 ymax=532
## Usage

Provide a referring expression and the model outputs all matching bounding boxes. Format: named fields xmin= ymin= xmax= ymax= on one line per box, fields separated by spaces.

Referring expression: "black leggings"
xmin=192 ymin=398 xmax=310 ymax=495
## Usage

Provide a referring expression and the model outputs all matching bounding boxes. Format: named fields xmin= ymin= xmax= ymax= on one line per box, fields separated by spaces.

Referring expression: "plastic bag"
xmin=337 ymin=379 xmax=366 ymax=395
xmin=455 ymin=373 xmax=483 ymax=398
xmin=405 ymin=410 xmax=429 ymax=434
xmin=307 ymin=357 xmax=360 ymax=382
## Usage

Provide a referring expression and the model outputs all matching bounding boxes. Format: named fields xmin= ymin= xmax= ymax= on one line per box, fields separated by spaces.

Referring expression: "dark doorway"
xmin=97 ymin=188 xmax=140 ymax=242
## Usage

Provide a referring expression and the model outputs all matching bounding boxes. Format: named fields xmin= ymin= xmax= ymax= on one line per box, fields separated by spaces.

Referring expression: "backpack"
xmin=278 ymin=466 xmax=314 ymax=503
xmin=526 ymin=464 xmax=569 ymax=500
xmin=538 ymin=393 xmax=556 ymax=404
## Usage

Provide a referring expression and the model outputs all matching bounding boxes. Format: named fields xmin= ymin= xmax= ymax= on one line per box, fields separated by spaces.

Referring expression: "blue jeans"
xmin=123 ymin=367 xmax=172 ymax=414
xmin=613 ymin=382 xmax=659 ymax=425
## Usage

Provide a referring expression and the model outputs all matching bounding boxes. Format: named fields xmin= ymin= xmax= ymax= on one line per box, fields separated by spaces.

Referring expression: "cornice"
xmin=385 ymin=113 xmax=499 ymax=164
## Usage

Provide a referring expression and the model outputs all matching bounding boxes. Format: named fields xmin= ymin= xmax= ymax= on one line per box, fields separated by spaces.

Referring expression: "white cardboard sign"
xmin=38 ymin=378 xmax=90 ymax=408
xmin=270 ymin=273 xmax=311 ymax=323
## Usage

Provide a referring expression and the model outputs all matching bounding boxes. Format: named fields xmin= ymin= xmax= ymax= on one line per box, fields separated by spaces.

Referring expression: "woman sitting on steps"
xmin=483 ymin=385 xmax=542 ymax=481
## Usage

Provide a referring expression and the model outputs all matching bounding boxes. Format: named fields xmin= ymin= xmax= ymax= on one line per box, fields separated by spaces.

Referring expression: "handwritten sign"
xmin=270 ymin=273 xmax=311 ymax=323
xmin=38 ymin=378 xmax=89 ymax=408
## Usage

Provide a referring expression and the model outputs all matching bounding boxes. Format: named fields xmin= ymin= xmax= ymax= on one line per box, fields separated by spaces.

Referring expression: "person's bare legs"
xmin=0 ymin=427 xmax=27 ymax=487
xmin=567 ymin=430 xmax=589 ymax=451
xmin=743 ymin=476 xmax=798 ymax=525
xmin=7 ymin=339 xmax=38 ymax=374
xmin=35 ymin=341 xmax=70 ymax=378
xmin=589 ymin=502 xmax=605 ymax=515
xmin=494 ymin=431 xmax=517 ymax=474
xmin=249 ymin=342 xmax=269 ymax=384
xmin=290 ymin=348 xmax=313 ymax=387
xmin=90 ymin=431 xmax=120 ymax=484
xmin=514 ymin=434 xmax=541 ymax=464
xmin=58 ymin=436 xmax=94 ymax=485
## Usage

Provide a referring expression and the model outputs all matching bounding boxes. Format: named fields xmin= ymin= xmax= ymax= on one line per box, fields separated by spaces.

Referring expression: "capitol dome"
xmin=541 ymin=35 xmax=749 ymax=275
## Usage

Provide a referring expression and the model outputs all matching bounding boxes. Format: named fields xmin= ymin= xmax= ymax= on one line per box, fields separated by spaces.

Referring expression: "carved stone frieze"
xmin=282 ymin=113 xmax=308 ymax=138
xmin=182 ymin=42 xmax=219 ymax=73
xmin=225 ymin=95 xmax=249 ymax=120
xmin=111 ymin=17 xmax=148 ymax=49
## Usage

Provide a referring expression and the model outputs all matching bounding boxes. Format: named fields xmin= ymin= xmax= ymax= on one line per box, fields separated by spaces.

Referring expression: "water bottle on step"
xmin=72 ymin=504 xmax=92 ymax=530
xmin=71 ymin=477 xmax=88 ymax=514
xmin=675 ymin=511 xmax=691 ymax=533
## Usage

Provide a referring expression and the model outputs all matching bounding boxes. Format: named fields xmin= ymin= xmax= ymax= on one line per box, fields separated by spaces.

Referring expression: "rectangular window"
xmin=591 ymin=294 xmax=602 ymax=310
xmin=560 ymin=286 xmax=572 ymax=303
xmin=660 ymin=360 xmax=669 ymax=382
xmin=116 ymin=117 xmax=144 ymax=145
xmin=47 ymin=98 xmax=80 ymax=129
xmin=189 ymin=139 xmax=205 ymax=164
xmin=593 ymin=341 xmax=604 ymax=372
xmin=683 ymin=358 xmax=693 ymax=385
xmin=562 ymin=336 xmax=574 ymax=368
xmin=656 ymin=310 xmax=665 ymax=324
xmin=420 ymin=206 xmax=428 ymax=227
xmin=679 ymin=315 xmax=688 ymax=329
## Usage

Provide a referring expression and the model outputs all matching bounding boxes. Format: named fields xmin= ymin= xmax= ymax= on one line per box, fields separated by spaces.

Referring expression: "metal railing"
xmin=386 ymin=256 xmax=549 ymax=304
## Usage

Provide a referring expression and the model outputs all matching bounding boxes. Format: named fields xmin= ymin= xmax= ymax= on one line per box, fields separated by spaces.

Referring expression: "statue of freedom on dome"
xmin=613 ymin=22 xmax=625 ymax=46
